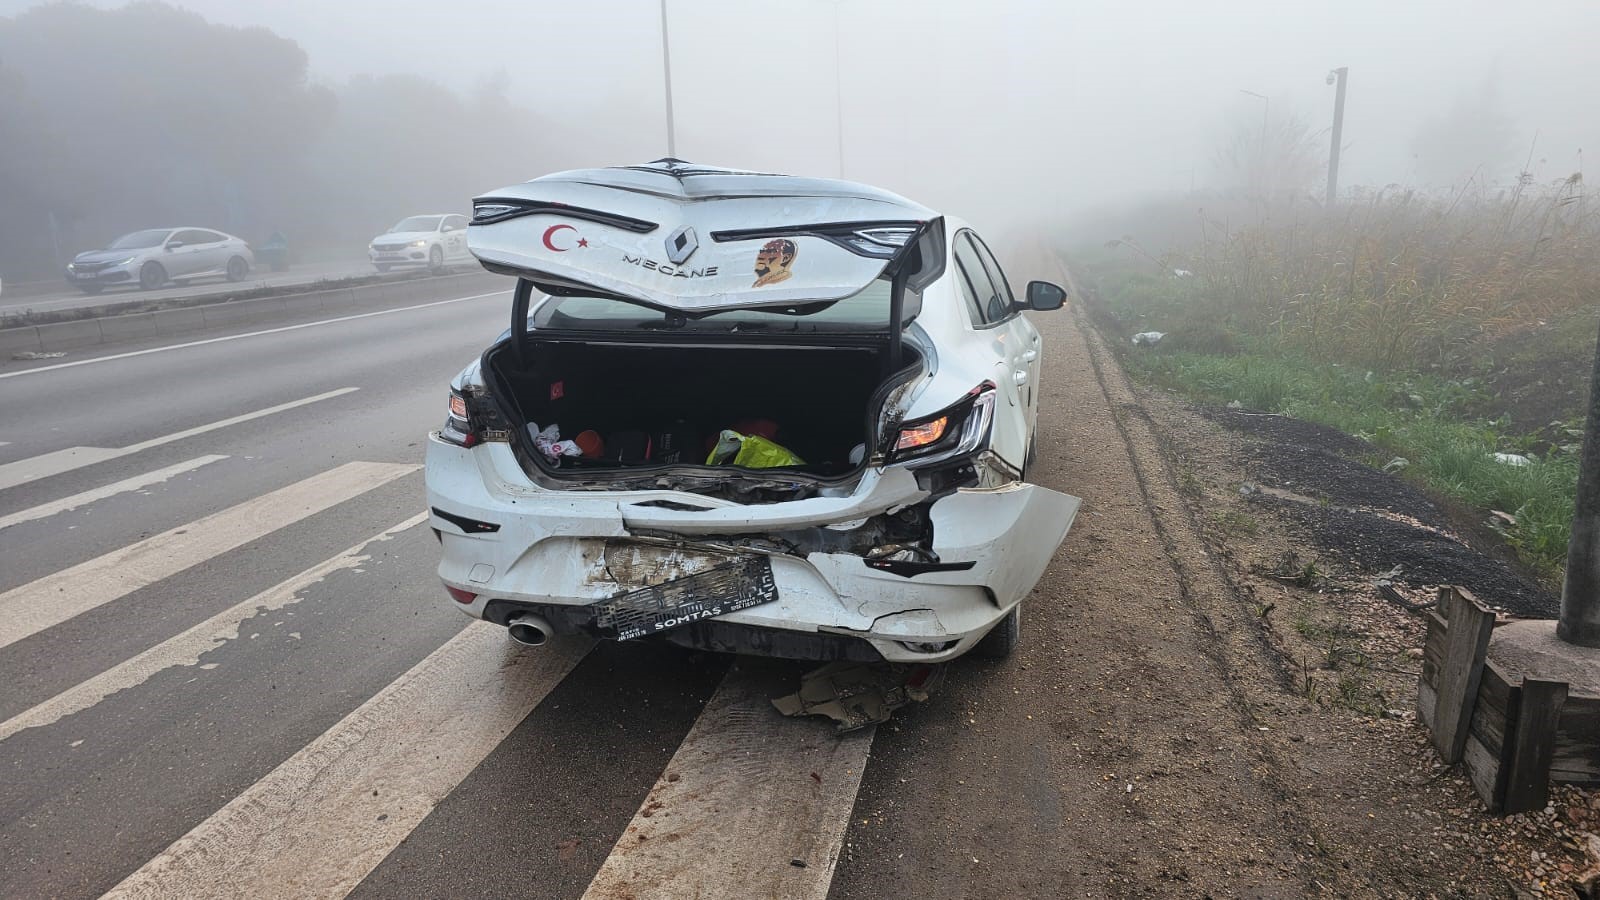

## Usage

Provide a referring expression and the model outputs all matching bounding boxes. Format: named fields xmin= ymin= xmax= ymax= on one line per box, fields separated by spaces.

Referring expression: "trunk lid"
xmin=467 ymin=159 xmax=935 ymax=316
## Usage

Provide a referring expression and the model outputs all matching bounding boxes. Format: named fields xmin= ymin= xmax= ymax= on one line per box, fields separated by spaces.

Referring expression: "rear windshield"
xmin=532 ymin=279 xmax=894 ymax=334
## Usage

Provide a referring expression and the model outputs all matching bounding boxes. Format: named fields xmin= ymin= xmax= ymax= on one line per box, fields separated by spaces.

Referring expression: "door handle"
xmin=1021 ymin=350 xmax=1037 ymax=362
xmin=1013 ymin=370 xmax=1029 ymax=385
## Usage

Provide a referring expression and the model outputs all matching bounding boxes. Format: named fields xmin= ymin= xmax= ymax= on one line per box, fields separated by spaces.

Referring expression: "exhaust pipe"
xmin=506 ymin=612 xmax=554 ymax=647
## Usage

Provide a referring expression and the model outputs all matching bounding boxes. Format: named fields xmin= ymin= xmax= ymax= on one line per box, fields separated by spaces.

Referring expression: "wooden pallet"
xmin=1417 ymin=587 xmax=1600 ymax=814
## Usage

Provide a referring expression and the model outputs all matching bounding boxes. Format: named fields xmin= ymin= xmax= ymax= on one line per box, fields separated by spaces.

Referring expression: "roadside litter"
xmin=12 ymin=351 xmax=65 ymax=360
xmin=1492 ymin=452 xmax=1532 ymax=467
xmin=771 ymin=661 xmax=942 ymax=733
xmin=1131 ymin=331 xmax=1165 ymax=347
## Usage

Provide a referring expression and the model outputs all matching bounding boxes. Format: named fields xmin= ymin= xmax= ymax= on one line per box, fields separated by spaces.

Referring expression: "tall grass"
xmin=1084 ymin=179 xmax=1596 ymax=583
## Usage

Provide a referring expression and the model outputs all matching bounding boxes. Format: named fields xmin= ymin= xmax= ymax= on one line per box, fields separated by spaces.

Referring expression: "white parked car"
xmin=368 ymin=214 xmax=472 ymax=272
xmin=66 ymin=228 xmax=253 ymax=294
xmin=426 ymin=160 xmax=1079 ymax=664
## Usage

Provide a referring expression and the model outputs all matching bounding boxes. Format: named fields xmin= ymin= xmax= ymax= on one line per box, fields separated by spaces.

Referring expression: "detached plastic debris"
xmin=1492 ymin=452 xmax=1532 ymax=467
xmin=12 ymin=351 xmax=66 ymax=360
xmin=1131 ymin=331 xmax=1165 ymax=347
xmin=1381 ymin=457 xmax=1410 ymax=474
xmin=527 ymin=422 xmax=581 ymax=462
xmin=705 ymin=429 xmax=804 ymax=468
xmin=771 ymin=661 xmax=942 ymax=734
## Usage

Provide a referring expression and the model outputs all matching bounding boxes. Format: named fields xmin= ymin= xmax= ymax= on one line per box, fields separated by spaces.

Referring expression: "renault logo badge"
xmin=665 ymin=225 xmax=698 ymax=265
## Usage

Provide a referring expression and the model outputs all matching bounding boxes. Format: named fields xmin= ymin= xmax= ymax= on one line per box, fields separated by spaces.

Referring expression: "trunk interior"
xmin=484 ymin=339 xmax=914 ymax=478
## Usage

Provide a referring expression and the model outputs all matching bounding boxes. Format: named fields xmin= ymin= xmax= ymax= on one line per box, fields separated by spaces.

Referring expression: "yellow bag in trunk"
xmin=706 ymin=430 xmax=805 ymax=468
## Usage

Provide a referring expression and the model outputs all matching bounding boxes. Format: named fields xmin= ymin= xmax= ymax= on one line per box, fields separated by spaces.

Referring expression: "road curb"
xmin=0 ymin=272 xmax=502 ymax=355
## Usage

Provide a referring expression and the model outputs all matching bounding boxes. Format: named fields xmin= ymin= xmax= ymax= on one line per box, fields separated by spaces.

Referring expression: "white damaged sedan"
xmin=426 ymin=160 xmax=1079 ymax=663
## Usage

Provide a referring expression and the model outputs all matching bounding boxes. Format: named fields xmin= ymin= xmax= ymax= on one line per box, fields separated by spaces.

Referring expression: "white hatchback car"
xmin=426 ymin=160 xmax=1079 ymax=663
xmin=368 ymin=214 xmax=472 ymax=272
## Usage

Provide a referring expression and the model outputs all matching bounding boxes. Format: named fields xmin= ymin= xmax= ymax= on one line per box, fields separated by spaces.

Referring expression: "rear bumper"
xmin=425 ymin=435 xmax=1078 ymax=664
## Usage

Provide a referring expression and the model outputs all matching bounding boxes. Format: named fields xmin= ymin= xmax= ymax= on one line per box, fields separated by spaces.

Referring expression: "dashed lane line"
xmin=0 ymin=460 xmax=417 ymax=650
xmin=0 ymin=386 xmax=358 ymax=491
xmin=102 ymin=624 xmax=592 ymax=900
xmin=0 ymin=511 xmax=428 ymax=743
xmin=580 ymin=665 xmax=875 ymax=900
xmin=0 ymin=454 xmax=227 ymax=531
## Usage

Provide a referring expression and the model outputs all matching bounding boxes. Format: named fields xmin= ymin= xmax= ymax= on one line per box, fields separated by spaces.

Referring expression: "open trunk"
xmin=483 ymin=338 xmax=920 ymax=483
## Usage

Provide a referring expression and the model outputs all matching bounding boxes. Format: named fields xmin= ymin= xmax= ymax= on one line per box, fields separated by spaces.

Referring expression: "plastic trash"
xmin=706 ymin=429 xmax=804 ymax=468
xmin=1131 ymin=331 xmax=1165 ymax=346
xmin=527 ymin=422 xmax=581 ymax=461
xmin=1492 ymin=452 xmax=1532 ymax=467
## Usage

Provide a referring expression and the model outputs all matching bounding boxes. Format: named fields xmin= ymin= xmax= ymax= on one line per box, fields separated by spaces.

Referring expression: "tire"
xmin=77 ymin=284 xmax=104 ymax=295
xmin=428 ymin=245 xmax=444 ymax=273
xmin=138 ymin=262 xmax=167 ymax=291
xmin=226 ymin=256 xmax=248 ymax=282
xmin=973 ymin=605 xmax=1021 ymax=659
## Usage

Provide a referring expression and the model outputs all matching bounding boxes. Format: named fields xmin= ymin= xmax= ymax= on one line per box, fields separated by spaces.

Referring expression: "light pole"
xmin=1239 ymin=89 xmax=1269 ymax=192
xmin=1561 ymin=316 xmax=1600 ymax=647
xmin=659 ymin=0 xmax=677 ymax=158
xmin=832 ymin=0 xmax=845 ymax=177
xmin=1325 ymin=67 xmax=1348 ymax=205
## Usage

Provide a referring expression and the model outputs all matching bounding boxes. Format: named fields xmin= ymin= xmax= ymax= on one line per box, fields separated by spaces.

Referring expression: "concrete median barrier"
xmin=0 ymin=271 xmax=502 ymax=357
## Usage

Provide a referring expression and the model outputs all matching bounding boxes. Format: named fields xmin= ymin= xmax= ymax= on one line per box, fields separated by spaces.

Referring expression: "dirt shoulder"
xmin=829 ymin=296 xmax=1596 ymax=899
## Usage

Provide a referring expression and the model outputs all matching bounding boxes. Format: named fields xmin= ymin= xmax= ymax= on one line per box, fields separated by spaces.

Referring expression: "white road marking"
xmin=0 ymin=454 xmax=227 ymax=531
xmin=102 ymin=624 xmax=592 ymax=900
xmin=0 ymin=512 xmax=427 ymax=743
xmin=581 ymin=666 xmax=875 ymax=900
xmin=0 ymin=289 xmax=508 ymax=380
xmin=0 ymin=460 xmax=416 ymax=650
xmin=0 ymin=387 xmax=357 ymax=490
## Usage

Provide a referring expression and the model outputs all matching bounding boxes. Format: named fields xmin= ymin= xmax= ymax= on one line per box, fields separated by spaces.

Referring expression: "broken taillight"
xmin=886 ymin=382 xmax=996 ymax=466
xmin=441 ymin=390 xmax=478 ymax=448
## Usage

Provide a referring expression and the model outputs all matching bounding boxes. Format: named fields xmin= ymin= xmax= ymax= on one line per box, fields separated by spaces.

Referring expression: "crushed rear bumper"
xmin=426 ymin=436 xmax=1078 ymax=663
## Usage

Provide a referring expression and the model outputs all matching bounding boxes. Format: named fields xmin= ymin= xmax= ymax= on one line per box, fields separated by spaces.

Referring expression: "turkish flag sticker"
xmin=549 ymin=380 xmax=565 ymax=401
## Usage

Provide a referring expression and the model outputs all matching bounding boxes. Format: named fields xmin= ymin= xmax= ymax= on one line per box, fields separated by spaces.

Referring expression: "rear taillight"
xmin=441 ymin=390 xmax=478 ymax=447
xmin=885 ymin=382 xmax=996 ymax=467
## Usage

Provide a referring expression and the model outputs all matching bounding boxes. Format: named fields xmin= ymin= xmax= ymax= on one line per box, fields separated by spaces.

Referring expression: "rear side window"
xmin=969 ymin=234 xmax=1015 ymax=320
xmin=952 ymin=234 xmax=1003 ymax=327
xmin=176 ymin=229 xmax=215 ymax=245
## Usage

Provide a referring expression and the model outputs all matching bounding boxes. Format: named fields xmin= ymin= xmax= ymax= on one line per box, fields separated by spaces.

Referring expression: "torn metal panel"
xmin=771 ymin=661 xmax=943 ymax=733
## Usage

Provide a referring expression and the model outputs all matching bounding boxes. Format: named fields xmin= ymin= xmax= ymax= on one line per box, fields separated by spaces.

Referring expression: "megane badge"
xmin=665 ymin=225 xmax=698 ymax=264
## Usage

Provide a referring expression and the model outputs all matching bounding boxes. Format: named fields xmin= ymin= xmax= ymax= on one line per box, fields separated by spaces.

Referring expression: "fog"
xmin=3 ymin=0 xmax=1597 ymax=279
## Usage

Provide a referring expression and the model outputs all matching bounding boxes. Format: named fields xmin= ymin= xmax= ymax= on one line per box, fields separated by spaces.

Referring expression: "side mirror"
xmin=166 ymin=240 xmax=185 ymax=251
xmin=1025 ymin=280 xmax=1067 ymax=311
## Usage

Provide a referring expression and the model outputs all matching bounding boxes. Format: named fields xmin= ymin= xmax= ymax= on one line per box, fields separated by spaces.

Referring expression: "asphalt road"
xmin=0 ymin=271 xmax=1392 ymax=898
xmin=0 ymin=258 xmax=386 ymax=318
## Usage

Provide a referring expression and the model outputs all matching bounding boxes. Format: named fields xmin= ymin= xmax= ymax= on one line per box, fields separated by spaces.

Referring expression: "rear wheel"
xmin=428 ymin=245 xmax=444 ymax=273
xmin=226 ymin=256 xmax=248 ymax=282
xmin=138 ymin=262 xmax=166 ymax=291
xmin=973 ymin=605 xmax=1020 ymax=659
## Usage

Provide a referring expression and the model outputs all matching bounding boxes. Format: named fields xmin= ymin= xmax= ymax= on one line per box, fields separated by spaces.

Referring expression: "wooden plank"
xmin=1469 ymin=663 xmax=1516 ymax=752
xmin=1418 ymin=679 xmax=1438 ymax=731
xmin=1551 ymin=699 xmax=1600 ymax=786
xmin=1463 ymin=732 xmax=1506 ymax=813
xmin=1502 ymin=679 xmax=1570 ymax=814
xmin=1433 ymin=587 xmax=1496 ymax=764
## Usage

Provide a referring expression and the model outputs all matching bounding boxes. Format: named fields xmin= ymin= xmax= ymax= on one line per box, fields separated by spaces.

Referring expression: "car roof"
xmin=469 ymin=159 xmax=939 ymax=313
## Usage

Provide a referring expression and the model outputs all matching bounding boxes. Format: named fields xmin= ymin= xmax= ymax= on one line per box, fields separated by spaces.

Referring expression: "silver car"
xmin=66 ymin=228 xmax=254 ymax=294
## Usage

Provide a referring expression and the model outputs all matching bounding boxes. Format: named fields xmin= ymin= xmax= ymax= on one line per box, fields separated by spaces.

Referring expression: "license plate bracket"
xmin=589 ymin=555 xmax=778 ymax=641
